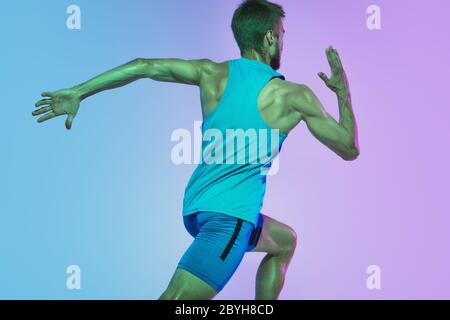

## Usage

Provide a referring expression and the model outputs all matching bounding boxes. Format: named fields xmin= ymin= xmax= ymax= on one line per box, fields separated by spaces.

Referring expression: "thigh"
xmin=249 ymin=213 xmax=297 ymax=255
xmin=176 ymin=211 xmax=255 ymax=294
xmin=160 ymin=267 xmax=217 ymax=300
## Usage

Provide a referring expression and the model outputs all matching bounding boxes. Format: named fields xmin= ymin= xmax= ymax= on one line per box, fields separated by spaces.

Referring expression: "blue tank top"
xmin=182 ymin=57 xmax=288 ymax=227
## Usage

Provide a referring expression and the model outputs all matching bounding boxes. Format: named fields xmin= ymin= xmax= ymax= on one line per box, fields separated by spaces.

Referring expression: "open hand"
xmin=318 ymin=46 xmax=349 ymax=95
xmin=32 ymin=88 xmax=80 ymax=130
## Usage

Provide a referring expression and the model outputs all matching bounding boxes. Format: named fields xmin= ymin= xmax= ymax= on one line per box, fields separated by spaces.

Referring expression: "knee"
xmin=281 ymin=227 xmax=298 ymax=256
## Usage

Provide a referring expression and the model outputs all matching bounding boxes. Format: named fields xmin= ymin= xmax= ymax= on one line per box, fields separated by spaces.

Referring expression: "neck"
xmin=242 ymin=50 xmax=271 ymax=67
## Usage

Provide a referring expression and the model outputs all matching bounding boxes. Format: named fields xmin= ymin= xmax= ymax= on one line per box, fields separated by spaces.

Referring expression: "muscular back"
xmin=199 ymin=60 xmax=303 ymax=136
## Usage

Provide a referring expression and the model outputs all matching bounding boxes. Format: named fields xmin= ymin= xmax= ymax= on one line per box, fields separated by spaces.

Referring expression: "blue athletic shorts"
xmin=177 ymin=211 xmax=264 ymax=293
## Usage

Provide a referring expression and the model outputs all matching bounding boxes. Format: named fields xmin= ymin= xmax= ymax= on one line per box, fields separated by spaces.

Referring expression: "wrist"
xmin=71 ymin=84 xmax=86 ymax=101
xmin=337 ymin=88 xmax=351 ymax=101
xmin=337 ymin=88 xmax=348 ymax=98
xmin=337 ymin=89 xmax=353 ymax=110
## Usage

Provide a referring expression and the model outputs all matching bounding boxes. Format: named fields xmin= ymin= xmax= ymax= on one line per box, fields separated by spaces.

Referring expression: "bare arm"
xmin=32 ymin=58 xmax=212 ymax=129
xmin=288 ymin=47 xmax=359 ymax=161
xmin=74 ymin=58 xmax=212 ymax=99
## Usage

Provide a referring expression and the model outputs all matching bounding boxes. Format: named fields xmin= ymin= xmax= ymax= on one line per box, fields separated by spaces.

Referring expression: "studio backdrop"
xmin=1 ymin=0 xmax=449 ymax=299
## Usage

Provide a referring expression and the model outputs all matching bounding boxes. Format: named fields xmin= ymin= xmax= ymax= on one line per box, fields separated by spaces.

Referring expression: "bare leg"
xmin=250 ymin=214 xmax=297 ymax=300
xmin=159 ymin=268 xmax=217 ymax=300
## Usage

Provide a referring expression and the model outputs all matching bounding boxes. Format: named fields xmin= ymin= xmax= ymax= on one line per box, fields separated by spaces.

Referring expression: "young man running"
xmin=32 ymin=0 xmax=359 ymax=300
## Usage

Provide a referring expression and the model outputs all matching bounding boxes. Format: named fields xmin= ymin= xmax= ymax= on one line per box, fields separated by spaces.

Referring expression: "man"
xmin=32 ymin=0 xmax=359 ymax=300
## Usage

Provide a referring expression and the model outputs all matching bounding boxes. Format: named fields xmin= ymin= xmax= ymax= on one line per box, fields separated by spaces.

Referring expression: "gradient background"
xmin=1 ymin=0 xmax=449 ymax=299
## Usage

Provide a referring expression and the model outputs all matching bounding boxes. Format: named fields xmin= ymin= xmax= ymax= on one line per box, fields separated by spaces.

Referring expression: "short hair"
xmin=231 ymin=0 xmax=285 ymax=55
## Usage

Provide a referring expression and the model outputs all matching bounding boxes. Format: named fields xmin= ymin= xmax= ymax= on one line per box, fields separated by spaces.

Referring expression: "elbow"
xmin=133 ymin=58 xmax=153 ymax=69
xmin=132 ymin=57 xmax=147 ymax=65
xmin=341 ymin=145 xmax=360 ymax=161
xmin=131 ymin=58 xmax=153 ymax=77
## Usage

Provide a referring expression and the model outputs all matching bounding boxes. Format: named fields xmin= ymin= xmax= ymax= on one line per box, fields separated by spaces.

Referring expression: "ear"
xmin=266 ymin=29 xmax=276 ymax=46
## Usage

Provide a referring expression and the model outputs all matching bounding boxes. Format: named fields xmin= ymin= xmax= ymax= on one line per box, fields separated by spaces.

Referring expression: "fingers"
xmin=325 ymin=47 xmax=336 ymax=72
xmin=318 ymin=72 xmax=330 ymax=84
xmin=65 ymin=114 xmax=75 ymax=130
xmin=331 ymin=47 xmax=343 ymax=69
xmin=326 ymin=47 xmax=339 ymax=73
xmin=325 ymin=47 xmax=333 ymax=64
xmin=318 ymin=71 xmax=338 ymax=92
xmin=325 ymin=46 xmax=343 ymax=73
xmin=35 ymin=99 xmax=52 ymax=107
xmin=37 ymin=111 xmax=57 ymax=123
xmin=41 ymin=92 xmax=54 ymax=98
xmin=32 ymin=106 xmax=52 ymax=116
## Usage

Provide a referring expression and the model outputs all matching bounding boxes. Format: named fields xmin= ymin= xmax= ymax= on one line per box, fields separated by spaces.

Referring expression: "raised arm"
xmin=32 ymin=58 xmax=213 ymax=129
xmin=287 ymin=47 xmax=359 ymax=161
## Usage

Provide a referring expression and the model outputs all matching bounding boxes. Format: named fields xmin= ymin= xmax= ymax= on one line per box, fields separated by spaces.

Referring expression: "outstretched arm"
xmin=74 ymin=58 xmax=212 ymax=99
xmin=287 ymin=47 xmax=359 ymax=161
xmin=32 ymin=58 xmax=212 ymax=129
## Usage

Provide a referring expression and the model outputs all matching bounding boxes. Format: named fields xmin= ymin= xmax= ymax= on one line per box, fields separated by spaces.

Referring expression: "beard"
xmin=270 ymin=48 xmax=281 ymax=70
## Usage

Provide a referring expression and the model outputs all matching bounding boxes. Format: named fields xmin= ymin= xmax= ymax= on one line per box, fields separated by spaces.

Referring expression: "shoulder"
xmin=266 ymin=79 xmax=310 ymax=102
xmin=195 ymin=59 xmax=227 ymax=74
xmin=196 ymin=59 xmax=229 ymax=86
xmin=264 ymin=79 xmax=319 ymax=116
